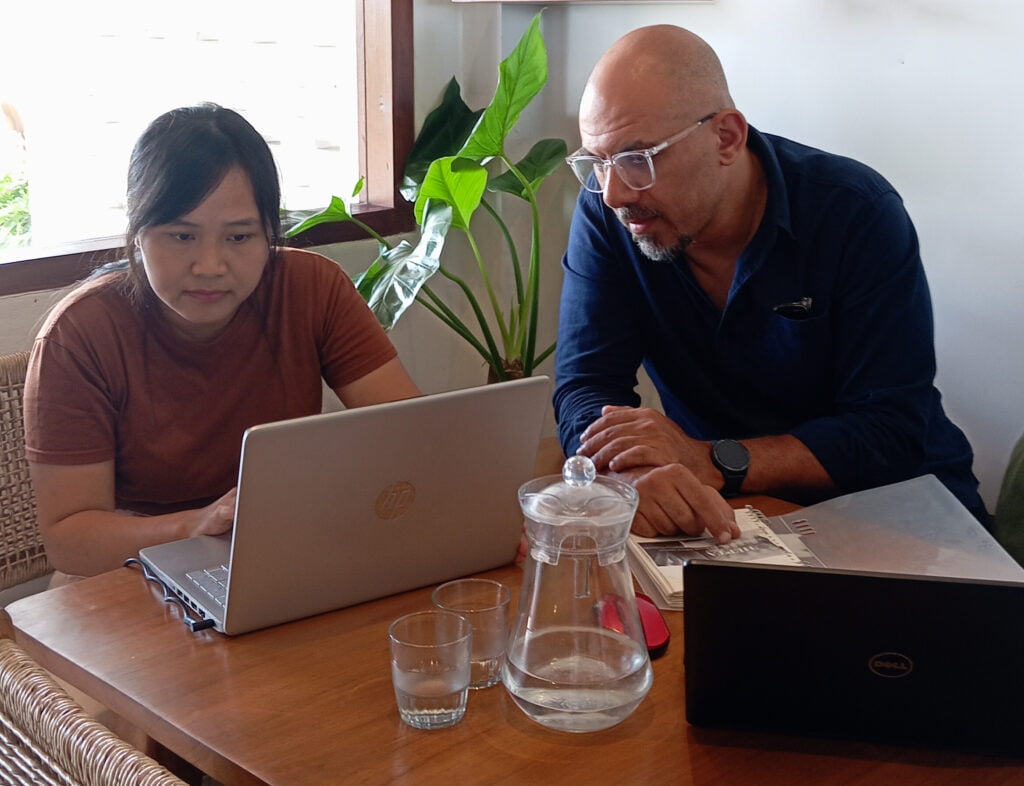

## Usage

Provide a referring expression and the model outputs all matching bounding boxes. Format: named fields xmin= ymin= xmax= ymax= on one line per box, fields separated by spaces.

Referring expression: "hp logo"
xmin=375 ymin=482 xmax=416 ymax=520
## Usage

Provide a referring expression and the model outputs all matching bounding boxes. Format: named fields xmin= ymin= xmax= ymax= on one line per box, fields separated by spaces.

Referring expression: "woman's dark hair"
xmin=118 ymin=103 xmax=281 ymax=302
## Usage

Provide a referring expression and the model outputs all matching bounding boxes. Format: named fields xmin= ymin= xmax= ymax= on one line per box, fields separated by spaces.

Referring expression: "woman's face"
xmin=136 ymin=166 xmax=271 ymax=341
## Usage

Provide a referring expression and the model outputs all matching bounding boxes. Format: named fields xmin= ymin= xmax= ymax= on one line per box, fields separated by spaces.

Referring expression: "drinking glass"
xmin=388 ymin=610 xmax=472 ymax=730
xmin=432 ymin=578 xmax=511 ymax=689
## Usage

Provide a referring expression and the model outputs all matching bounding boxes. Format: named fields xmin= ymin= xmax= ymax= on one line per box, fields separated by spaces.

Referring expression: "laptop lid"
xmin=683 ymin=559 xmax=1024 ymax=756
xmin=139 ymin=375 xmax=550 ymax=635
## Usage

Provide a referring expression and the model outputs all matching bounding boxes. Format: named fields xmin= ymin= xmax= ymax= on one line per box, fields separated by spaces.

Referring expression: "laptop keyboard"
xmin=186 ymin=564 xmax=229 ymax=605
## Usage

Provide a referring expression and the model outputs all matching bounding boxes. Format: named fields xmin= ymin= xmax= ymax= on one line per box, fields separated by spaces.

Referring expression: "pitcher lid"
xmin=520 ymin=455 xmax=638 ymax=525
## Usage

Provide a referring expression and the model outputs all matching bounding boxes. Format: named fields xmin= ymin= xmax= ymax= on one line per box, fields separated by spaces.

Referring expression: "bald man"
xmin=554 ymin=26 xmax=985 ymax=540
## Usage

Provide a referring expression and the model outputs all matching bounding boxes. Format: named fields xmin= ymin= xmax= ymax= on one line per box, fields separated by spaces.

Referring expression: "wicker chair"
xmin=0 ymin=609 xmax=187 ymax=786
xmin=0 ymin=355 xmax=194 ymax=784
xmin=0 ymin=351 xmax=52 ymax=594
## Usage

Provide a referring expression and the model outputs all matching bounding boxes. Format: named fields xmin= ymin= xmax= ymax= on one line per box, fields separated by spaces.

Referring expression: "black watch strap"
xmin=711 ymin=439 xmax=750 ymax=497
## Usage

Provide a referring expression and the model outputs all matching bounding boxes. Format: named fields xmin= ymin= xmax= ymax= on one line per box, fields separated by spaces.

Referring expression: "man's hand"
xmin=610 ymin=464 xmax=740 ymax=541
xmin=579 ymin=405 xmax=717 ymax=485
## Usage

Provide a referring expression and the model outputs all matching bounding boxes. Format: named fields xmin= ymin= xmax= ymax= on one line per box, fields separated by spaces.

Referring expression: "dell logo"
xmin=375 ymin=482 xmax=416 ymax=520
xmin=868 ymin=652 xmax=914 ymax=678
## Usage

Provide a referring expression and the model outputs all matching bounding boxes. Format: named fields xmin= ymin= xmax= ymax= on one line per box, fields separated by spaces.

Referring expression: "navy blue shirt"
xmin=554 ymin=127 xmax=985 ymax=521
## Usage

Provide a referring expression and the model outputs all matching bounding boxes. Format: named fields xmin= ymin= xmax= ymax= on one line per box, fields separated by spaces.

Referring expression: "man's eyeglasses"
xmin=565 ymin=112 xmax=718 ymax=194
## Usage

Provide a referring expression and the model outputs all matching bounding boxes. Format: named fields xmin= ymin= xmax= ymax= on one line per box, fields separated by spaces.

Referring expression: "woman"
xmin=24 ymin=103 xmax=420 ymax=577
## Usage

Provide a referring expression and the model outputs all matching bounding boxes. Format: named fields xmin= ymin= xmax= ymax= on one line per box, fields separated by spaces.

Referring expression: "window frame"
xmin=0 ymin=0 xmax=415 ymax=297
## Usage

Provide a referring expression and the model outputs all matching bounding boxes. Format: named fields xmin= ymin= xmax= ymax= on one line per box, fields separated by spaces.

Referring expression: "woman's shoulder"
xmin=276 ymin=246 xmax=351 ymax=276
xmin=270 ymin=246 xmax=358 ymax=293
xmin=38 ymin=271 xmax=136 ymax=339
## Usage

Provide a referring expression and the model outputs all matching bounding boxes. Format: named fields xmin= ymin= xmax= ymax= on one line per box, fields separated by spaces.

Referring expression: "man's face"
xmin=578 ymin=91 xmax=722 ymax=261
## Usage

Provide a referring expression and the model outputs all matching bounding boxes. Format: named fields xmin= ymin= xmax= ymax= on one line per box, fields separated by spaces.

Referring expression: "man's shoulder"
xmin=755 ymin=129 xmax=897 ymax=200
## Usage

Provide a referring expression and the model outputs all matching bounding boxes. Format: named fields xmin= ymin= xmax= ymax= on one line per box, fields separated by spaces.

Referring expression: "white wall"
xmin=3 ymin=0 xmax=1022 ymax=510
xmin=1 ymin=288 xmax=69 ymax=353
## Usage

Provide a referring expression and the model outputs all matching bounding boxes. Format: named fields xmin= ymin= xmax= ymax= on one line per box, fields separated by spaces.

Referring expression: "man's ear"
xmin=714 ymin=109 xmax=749 ymax=165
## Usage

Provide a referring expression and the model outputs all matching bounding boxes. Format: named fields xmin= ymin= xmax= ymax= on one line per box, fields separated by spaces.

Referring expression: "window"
xmin=0 ymin=0 xmax=414 ymax=296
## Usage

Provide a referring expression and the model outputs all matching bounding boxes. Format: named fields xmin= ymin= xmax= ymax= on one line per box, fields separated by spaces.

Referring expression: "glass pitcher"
xmin=502 ymin=455 xmax=653 ymax=732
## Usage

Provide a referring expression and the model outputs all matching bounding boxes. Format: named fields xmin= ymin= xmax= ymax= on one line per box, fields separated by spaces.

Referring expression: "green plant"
xmin=285 ymin=12 xmax=565 ymax=381
xmin=0 ymin=172 xmax=31 ymax=248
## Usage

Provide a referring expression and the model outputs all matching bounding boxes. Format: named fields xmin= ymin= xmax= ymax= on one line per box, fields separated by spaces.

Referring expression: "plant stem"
xmin=463 ymin=228 xmax=512 ymax=355
xmin=480 ymin=198 xmax=524 ymax=306
xmin=350 ymin=217 xmax=392 ymax=249
xmin=503 ymin=159 xmax=543 ymax=376
xmin=432 ymin=266 xmax=508 ymax=380
xmin=533 ymin=340 xmax=556 ymax=367
xmin=417 ymin=286 xmax=494 ymax=364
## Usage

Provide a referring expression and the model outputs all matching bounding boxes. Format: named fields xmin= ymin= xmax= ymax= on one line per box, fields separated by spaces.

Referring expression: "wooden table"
xmin=8 ymin=493 xmax=1024 ymax=785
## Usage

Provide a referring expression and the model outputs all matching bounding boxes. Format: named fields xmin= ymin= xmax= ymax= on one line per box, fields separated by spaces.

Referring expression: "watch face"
xmin=713 ymin=439 xmax=750 ymax=472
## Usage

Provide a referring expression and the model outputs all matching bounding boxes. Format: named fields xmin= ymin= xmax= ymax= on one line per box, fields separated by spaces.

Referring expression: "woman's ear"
xmin=714 ymin=109 xmax=749 ymax=166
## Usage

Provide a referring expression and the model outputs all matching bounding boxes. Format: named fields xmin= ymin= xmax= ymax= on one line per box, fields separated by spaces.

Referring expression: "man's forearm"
xmin=741 ymin=434 xmax=834 ymax=496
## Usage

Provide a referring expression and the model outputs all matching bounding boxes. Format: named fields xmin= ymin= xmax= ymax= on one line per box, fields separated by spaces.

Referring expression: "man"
xmin=554 ymin=25 xmax=985 ymax=541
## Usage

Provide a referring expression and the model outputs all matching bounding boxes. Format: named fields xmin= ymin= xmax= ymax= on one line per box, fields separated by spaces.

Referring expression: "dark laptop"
xmin=683 ymin=559 xmax=1024 ymax=757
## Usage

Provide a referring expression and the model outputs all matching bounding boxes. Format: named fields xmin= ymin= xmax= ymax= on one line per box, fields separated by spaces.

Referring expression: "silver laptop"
xmin=138 ymin=376 xmax=550 ymax=635
xmin=683 ymin=559 xmax=1024 ymax=756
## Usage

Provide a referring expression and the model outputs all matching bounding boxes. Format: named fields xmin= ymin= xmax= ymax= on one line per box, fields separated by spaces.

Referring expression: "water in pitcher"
xmin=504 ymin=625 xmax=653 ymax=732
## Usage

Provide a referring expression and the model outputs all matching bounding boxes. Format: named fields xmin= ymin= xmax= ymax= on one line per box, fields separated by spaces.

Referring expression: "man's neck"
xmin=685 ymin=151 xmax=768 ymax=311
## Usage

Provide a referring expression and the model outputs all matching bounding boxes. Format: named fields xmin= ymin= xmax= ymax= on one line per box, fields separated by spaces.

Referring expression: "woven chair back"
xmin=0 ymin=352 xmax=51 ymax=591
xmin=0 ymin=609 xmax=187 ymax=785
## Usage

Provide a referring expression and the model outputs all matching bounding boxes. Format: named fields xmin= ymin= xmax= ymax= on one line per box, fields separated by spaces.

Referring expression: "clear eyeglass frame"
xmin=565 ymin=112 xmax=718 ymax=194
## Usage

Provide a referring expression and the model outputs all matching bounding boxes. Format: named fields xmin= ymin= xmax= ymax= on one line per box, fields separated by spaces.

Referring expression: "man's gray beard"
xmin=631 ymin=231 xmax=691 ymax=263
xmin=617 ymin=205 xmax=691 ymax=262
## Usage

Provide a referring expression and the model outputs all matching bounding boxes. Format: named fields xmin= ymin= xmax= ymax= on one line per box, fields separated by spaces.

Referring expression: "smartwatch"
xmin=710 ymin=439 xmax=750 ymax=498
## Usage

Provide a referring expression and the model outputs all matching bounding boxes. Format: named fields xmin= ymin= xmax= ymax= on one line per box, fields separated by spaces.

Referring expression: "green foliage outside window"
xmin=0 ymin=171 xmax=31 ymax=249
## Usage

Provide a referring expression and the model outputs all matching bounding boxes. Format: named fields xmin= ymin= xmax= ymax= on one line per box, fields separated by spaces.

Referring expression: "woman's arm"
xmin=334 ymin=356 xmax=420 ymax=408
xmin=32 ymin=353 xmax=417 ymax=577
xmin=30 ymin=460 xmax=235 ymax=577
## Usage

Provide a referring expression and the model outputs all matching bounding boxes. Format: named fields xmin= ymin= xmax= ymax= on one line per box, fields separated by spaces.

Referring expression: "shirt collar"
xmin=747 ymin=125 xmax=794 ymax=240
xmin=726 ymin=126 xmax=794 ymax=303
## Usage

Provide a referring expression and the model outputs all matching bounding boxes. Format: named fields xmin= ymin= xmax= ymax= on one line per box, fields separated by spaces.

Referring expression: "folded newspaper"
xmin=627 ymin=474 xmax=1024 ymax=610
xmin=627 ymin=506 xmax=805 ymax=610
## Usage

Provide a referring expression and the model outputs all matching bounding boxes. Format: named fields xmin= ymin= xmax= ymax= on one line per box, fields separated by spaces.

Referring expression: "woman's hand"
xmin=515 ymin=526 xmax=529 ymax=567
xmin=189 ymin=487 xmax=237 ymax=537
xmin=30 ymin=459 xmax=238 ymax=576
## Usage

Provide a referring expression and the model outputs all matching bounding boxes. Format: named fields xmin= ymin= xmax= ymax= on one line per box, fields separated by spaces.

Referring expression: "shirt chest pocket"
xmin=718 ymin=310 xmax=834 ymax=410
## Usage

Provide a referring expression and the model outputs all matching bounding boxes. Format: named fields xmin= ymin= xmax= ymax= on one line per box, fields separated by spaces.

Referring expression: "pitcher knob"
xmin=562 ymin=454 xmax=597 ymax=487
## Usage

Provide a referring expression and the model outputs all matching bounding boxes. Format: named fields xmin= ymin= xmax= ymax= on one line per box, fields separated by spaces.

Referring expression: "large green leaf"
xmin=414 ymin=157 xmax=487 ymax=230
xmin=487 ymin=138 xmax=568 ymax=199
xmin=401 ymin=78 xmax=483 ymax=203
xmin=283 ymin=178 xmax=365 ymax=238
xmin=353 ymin=242 xmax=396 ymax=302
xmin=355 ymin=203 xmax=453 ymax=329
xmin=458 ymin=14 xmax=548 ymax=161
xmin=282 ymin=195 xmax=354 ymax=238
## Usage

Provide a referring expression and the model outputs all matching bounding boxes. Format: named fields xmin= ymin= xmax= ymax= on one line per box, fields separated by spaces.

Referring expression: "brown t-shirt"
xmin=24 ymin=248 xmax=397 ymax=515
